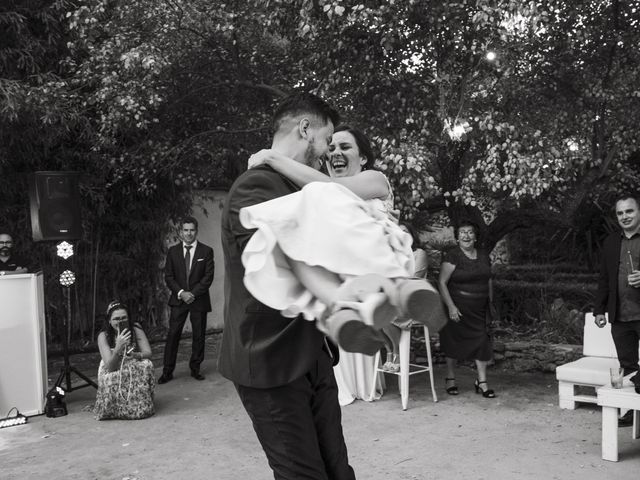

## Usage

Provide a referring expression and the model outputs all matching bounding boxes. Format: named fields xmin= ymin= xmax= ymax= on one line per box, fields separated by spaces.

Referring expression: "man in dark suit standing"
xmin=159 ymin=216 xmax=214 ymax=383
xmin=595 ymin=194 xmax=640 ymax=412
xmin=219 ymin=93 xmax=356 ymax=479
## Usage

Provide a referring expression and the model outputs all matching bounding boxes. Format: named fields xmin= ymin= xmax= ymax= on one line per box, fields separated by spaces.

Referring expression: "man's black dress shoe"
xmin=191 ymin=371 xmax=205 ymax=381
xmin=618 ymin=410 xmax=634 ymax=427
xmin=157 ymin=373 xmax=173 ymax=384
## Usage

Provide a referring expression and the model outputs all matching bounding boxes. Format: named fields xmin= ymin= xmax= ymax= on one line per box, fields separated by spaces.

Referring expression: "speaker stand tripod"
xmin=54 ymin=286 xmax=97 ymax=392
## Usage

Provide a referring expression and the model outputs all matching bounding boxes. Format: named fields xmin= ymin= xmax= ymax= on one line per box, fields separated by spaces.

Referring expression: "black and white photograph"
xmin=1 ymin=1 xmax=639 ymax=478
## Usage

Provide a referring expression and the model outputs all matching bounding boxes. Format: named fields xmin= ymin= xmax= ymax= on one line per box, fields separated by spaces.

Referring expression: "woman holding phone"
xmin=94 ymin=300 xmax=155 ymax=420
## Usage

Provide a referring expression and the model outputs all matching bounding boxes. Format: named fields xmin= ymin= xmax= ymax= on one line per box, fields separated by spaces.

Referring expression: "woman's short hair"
xmin=453 ymin=220 xmax=480 ymax=241
xmin=613 ymin=193 xmax=640 ymax=211
xmin=273 ymin=92 xmax=341 ymax=133
xmin=334 ymin=125 xmax=375 ymax=171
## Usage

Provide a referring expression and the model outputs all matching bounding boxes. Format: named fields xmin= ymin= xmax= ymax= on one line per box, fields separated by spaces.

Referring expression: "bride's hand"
xmin=248 ymin=149 xmax=279 ymax=169
xmin=387 ymin=208 xmax=401 ymax=224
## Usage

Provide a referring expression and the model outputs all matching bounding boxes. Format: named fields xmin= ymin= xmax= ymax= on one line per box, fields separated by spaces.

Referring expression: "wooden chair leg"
xmin=558 ymin=381 xmax=577 ymax=409
xmin=601 ymin=406 xmax=619 ymax=461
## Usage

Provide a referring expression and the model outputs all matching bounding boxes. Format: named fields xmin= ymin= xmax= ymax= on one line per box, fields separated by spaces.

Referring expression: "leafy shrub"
xmin=492 ymin=265 xmax=597 ymax=344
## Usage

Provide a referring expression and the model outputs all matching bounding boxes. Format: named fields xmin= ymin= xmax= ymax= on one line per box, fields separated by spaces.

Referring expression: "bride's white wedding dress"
xmin=240 ymin=179 xmax=412 ymax=404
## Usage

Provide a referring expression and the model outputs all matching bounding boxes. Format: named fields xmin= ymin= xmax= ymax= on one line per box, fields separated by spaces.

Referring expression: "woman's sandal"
xmin=474 ymin=380 xmax=496 ymax=398
xmin=382 ymin=353 xmax=400 ymax=373
xmin=445 ymin=377 xmax=459 ymax=395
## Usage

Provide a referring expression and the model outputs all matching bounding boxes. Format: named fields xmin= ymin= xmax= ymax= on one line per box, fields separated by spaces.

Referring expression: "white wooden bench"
xmin=597 ymin=384 xmax=640 ymax=461
xmin=555 ymin=313 xmax=640 ymax=409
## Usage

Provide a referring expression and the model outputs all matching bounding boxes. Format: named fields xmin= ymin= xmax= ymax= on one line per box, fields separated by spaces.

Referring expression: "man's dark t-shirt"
xmin=0 ymin=255 xmax=29 ymax=271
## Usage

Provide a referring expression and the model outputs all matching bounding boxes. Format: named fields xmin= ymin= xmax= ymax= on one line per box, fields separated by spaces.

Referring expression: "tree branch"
xmin=237 ymin=81 xmax=288 ymax=97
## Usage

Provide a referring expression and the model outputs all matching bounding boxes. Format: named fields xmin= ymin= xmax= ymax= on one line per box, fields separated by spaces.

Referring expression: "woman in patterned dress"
xmin=94 ymin=301 xmax=155 ymax=419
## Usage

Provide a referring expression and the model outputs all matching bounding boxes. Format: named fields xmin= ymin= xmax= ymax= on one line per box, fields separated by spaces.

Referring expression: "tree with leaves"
xmin=3 ymin=0 xmax=639 ymax=342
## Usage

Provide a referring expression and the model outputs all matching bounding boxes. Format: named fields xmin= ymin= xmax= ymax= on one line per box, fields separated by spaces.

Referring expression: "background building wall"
xmin=184 ymin=190 xmax=227 ymax=331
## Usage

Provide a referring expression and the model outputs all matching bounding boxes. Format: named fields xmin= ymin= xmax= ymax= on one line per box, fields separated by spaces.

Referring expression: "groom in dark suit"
xmin=159 ymin=216 xmax=214 ymax=383
xmin=219 ymin=93 xmax=355 ymax=479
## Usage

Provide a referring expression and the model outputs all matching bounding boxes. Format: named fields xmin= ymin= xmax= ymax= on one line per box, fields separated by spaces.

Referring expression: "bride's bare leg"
xmin=287 ymin=258 xmax=390 ymax=355
xmin=286 ymin=258 xmax=343 ymax=306
xmin=287 ymin=258 xmax=398 ymax=326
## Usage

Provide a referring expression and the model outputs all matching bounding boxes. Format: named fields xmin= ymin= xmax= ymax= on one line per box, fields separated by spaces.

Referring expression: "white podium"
xmin=0 ymin=272 xmax=48 ymax=416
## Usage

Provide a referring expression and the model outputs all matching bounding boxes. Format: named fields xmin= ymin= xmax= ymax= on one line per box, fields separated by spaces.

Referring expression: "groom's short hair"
xmin=272 ymin=93 xmax=340 ymax=133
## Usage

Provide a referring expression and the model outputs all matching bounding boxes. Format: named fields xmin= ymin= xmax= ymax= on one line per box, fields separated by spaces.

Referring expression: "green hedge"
xmin=491 ymin=265 xmax=598 ymax=344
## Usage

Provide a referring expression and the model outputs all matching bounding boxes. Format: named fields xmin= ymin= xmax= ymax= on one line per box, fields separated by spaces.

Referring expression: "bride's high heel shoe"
xmin=335 ymin=275 xmax=399 ymax=330
xmin=321 ymin=308 xmax=386 ymax=355
xmin=392 ymin=279 xmax=446 ymax=331
xmin=352 ymin=292 xmax=397 ymax=330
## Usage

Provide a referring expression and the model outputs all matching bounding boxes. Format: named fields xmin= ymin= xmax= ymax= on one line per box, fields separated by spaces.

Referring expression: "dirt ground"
xmin=1 ymin=334 xmax=638 ymax=480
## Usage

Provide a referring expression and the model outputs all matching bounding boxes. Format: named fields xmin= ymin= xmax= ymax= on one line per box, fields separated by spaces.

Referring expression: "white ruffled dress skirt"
xmin=241 ymin=182 xmax=414 ymax=404
xmin=240 ymin=182 xmax=415 ymax=321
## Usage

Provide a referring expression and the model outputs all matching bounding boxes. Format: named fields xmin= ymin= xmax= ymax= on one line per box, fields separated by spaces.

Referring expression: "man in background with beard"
xmin=595 ymin=194 xmax=640 ymax=424
xmin=0 ymin=232 xmax=29 ymax=275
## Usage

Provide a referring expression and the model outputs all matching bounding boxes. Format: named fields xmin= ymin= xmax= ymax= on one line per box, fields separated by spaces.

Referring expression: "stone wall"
xmin=490 ymin=340 xmax=582 ymax=372
xmin=410 ymin=331 xmax=583 ymax=373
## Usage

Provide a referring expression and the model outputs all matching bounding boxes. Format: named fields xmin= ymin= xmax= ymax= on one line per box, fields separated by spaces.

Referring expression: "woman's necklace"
xmin=460 ymin=247 xmax=477 ymax=260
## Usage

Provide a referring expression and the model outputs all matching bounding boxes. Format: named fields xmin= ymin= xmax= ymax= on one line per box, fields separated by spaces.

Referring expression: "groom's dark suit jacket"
xmin=165 ymin=241 xmax=214 ymax=312
xmin=218 ymin=165 xmax=336 ymax=388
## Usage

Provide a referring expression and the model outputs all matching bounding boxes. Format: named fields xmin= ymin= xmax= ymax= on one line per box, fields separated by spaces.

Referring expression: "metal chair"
xmin=369 ymin=323 xmax=438 ymax=410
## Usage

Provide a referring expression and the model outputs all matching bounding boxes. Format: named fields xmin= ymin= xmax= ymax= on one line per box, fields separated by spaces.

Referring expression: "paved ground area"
xmin=1 ymin=334 xmax=639 ymax=479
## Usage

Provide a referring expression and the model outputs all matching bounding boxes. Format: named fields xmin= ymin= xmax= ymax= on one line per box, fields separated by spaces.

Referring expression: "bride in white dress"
xmin=241 ymin=125 xmax=442 ymax=404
